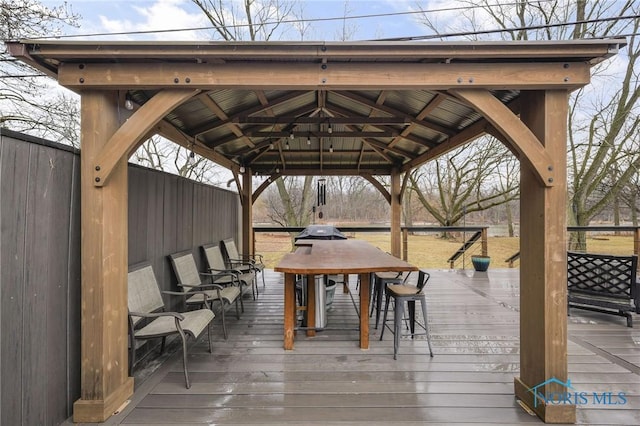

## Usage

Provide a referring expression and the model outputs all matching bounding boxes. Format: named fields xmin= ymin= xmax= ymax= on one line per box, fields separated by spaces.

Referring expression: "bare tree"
xmin=132 ymin=136 xmax=225 ymax=185
xmin=324 ymin=176 xmax=387 ymax=222
xmin=264 ymin=176 xmax=314 ymax=247
xmin=131 ymin=1 xmax=307 ymax=184
xmin=408 ymin=137 xmax=519 ymax=228
xmin=622 ymin=174 xmax=639 ymax=226
xmin=418 ymin=0 xmax=640 ymax=249
xmin=335 ymin=0 xmax=358 ymax=41
xmin=0 ymin=0 xmax=80 ymax=145
xmin=191 ymin=0 xmax=321 ymax=224
xmin=191 ymin=0 xmax=299 ymax=41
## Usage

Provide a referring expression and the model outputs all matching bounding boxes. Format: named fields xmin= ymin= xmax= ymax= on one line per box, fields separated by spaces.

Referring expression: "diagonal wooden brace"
xmin=93 ymin=89 xmax=199 ymax=186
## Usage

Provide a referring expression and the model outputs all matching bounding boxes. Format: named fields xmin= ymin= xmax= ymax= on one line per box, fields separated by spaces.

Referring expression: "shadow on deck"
xmin=85 ymin=269 xmax=639 ymax=425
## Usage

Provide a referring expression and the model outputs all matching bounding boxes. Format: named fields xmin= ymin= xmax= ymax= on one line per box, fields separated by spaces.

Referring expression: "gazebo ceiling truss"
xmin=8 ymin=40 xmax=623 ymax=185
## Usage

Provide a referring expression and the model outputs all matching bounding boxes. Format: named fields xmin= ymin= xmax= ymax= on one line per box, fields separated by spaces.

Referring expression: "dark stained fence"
xmin=0 ymin=129 xmax=81 ymax=426
xmin=128 ymin=163 xmax=240 ymax=312
xmin=0 ymin=129 xmax=239 ymax=425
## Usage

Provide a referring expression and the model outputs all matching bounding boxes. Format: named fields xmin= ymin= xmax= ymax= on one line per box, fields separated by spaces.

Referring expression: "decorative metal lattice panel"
xmin=567 ymin=252 xmax=638 ymax=300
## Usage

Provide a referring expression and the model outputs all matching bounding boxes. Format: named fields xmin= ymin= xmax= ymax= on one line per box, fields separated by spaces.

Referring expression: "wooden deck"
xmin=85 ymin=269 xmax=639 ymax=425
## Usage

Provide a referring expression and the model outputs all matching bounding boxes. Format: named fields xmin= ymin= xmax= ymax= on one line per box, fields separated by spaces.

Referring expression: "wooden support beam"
xmin=390 ymin=169 xmax=401 ymax=257
xmin=59 ymin=62 xmax=591 ymax=90
xmin=402 ymin=228 xmax=409 ymax=261
xmin=362 ymin=141 xmax=396 ymax=164
xmin=93 ymin=89 xmax=198 ymax=186
xmin=235 ymin=116 xmax=412 ymax=125
xmin=481 ymin=228 xmax=488 ymax=256
xmin=514 ymin=90 xmax=575 ymax=424
xmin=450 ymin=89 xmax=556 ymax=187
xmin=192 ymin=90 xmax=308 ymax=136
xmin=250 ymin=167 xmax=392 ymax=176
xmin=247 ymin=130 xmax=395 ymax=138
xmin=399 ymin=98 xmax=520 ymax=173
xmin=232 ymin=170 xmax=244 ymax=206
xmin=252 ymin=174 xmax=281 ymax=204
xmin=196 ymin=92 xmax=256 ymax=148
xmin=152 ymin=120 xmax=237 ymax=170
xmin=331 ymin=91 xmax=454 ymax=137
xmin=361 ymin=173 xmax=391 ymax=203
xmin=73 ymin=91 xmax=133 ymax=422
xmin=388 ymin=93 xmax=448 ymax=149
xmin=242 ymin=169 xmax=254 ymax=257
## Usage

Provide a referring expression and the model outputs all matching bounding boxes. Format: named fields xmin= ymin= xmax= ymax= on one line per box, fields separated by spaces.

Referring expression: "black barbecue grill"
xmin=294 ymin=225 xmax=347 ymax=241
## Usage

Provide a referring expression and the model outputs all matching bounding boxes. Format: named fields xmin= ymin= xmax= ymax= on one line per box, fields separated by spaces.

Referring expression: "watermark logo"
xmin=528 ymin=377 xmax=627 ymax=408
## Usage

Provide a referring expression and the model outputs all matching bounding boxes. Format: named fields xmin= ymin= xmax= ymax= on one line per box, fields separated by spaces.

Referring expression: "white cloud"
xmin=97 ymin=0 xmax=209 ymax=40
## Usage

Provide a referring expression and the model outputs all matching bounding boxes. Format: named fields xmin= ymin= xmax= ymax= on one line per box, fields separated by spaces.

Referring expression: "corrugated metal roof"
xmin=6 ymin=39 xmax=625 ymax=176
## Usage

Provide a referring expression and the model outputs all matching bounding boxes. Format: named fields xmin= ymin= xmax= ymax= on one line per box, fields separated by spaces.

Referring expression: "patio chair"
xmin=127 ymin=263 xmax=214 ymax=389
xmin=169 ymin=251 xmax=243 ymax=339
xmin=221 ymin=238 xmax=266 ymax=289
xmin=202 ymin=243 xmax=257 ymax=300
xmin=380 ymin=270 xmax=434 ymax=360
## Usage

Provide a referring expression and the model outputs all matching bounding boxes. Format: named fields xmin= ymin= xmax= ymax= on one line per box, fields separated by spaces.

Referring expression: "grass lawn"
xmin=255 ymin=231 xmax=636 ymax=270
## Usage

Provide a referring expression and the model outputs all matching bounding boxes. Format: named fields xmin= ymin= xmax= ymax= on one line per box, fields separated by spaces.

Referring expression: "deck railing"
xmin=503 ymin=226 xmax=640 ymax=268
xmin=253 ymin=225 xmax=640 ymax=270
xmin=254 ymin=226 xmax=490 ymax=269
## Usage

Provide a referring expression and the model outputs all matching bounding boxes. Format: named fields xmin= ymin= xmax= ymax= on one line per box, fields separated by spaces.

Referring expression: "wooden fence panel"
xmin=1 ymin=129 xmax=239 ymax=425
xmin=0 ymin=131 xmax=31 ymax=426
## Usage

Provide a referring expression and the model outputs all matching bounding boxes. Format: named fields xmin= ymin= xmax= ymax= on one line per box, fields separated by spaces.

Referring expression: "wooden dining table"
xmin=274 ymin=239 xmax=417 ymax=350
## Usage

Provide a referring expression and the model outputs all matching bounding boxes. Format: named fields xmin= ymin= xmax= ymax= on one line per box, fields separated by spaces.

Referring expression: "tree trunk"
xmin=403 ymin=189 xmax=414 ymax=235
xmin=629 ymin=191 xmax=638 ymax=226
xmin=614 ymin=195 xmax=621 ymax=236
xmin=505 ymin=201 xmax=515 ymax=237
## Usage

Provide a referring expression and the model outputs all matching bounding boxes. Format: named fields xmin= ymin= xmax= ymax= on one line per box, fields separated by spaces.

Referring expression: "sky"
xmin=43 ymin=0 xmax=431 ymax=42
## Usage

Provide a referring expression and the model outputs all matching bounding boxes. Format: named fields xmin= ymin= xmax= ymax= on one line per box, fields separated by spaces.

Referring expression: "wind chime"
xmin=316 ymin=178 xmax=327 ymax=221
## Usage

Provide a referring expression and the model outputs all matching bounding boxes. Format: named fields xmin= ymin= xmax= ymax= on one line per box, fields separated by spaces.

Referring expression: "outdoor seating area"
xmin=106 ymin=268 xmax=640 ymax=425
xmin=127 ymin=263 xmax=215 ymax=389
xmin=168 ymin=251 xmax=244 ymax=340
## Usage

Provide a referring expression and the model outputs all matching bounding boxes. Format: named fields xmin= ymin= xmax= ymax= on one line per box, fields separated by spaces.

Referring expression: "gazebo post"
xmin=390 ymin=168 xmax=401 ymax=258
xmin=514 ymin=90 xmax=575 ymax=423
xmin=242 ymin=167 xmax=253 ymax=258
xmin=73 ymin=91 xmax=133 ymax=422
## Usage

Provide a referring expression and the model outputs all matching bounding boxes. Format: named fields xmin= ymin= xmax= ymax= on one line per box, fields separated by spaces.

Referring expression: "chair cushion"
xmin=135 ymin=309 xmax=214 ymax=339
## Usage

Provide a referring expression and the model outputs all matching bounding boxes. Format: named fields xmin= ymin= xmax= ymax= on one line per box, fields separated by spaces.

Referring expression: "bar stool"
xmin=370 ymin=271 xmax=404 ymax=329
xmin=380 ymin=270 xmax=434 ymax=359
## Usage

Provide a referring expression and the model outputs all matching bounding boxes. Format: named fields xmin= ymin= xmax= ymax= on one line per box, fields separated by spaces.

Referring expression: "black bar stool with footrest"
xmin=380 ymin=270 xmax=434 ymax=360
xmin=371 ymin=271 xmax=404 ymax=329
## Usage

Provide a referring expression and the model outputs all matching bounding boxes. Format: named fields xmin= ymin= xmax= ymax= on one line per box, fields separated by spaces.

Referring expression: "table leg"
xmin=306 ymin=274 xmax=316 ymax=336
xmin=375 ymin=275 xmax=384 ymax=328
xmin=359 ymin=272 xmax=370 ymax=349
xmin=284 ymin=273 xmax=295 ymax=350
xmin=343 ymin=273 xmax=349 ymax=293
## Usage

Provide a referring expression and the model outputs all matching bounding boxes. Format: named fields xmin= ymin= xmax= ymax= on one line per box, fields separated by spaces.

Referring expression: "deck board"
xmin=94 ymin=269 xmax=639 ymax=425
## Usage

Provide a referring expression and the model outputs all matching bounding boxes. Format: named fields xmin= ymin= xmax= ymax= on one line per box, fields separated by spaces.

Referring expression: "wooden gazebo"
xmin=8 ymin=39 xmax=625 ymax=423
